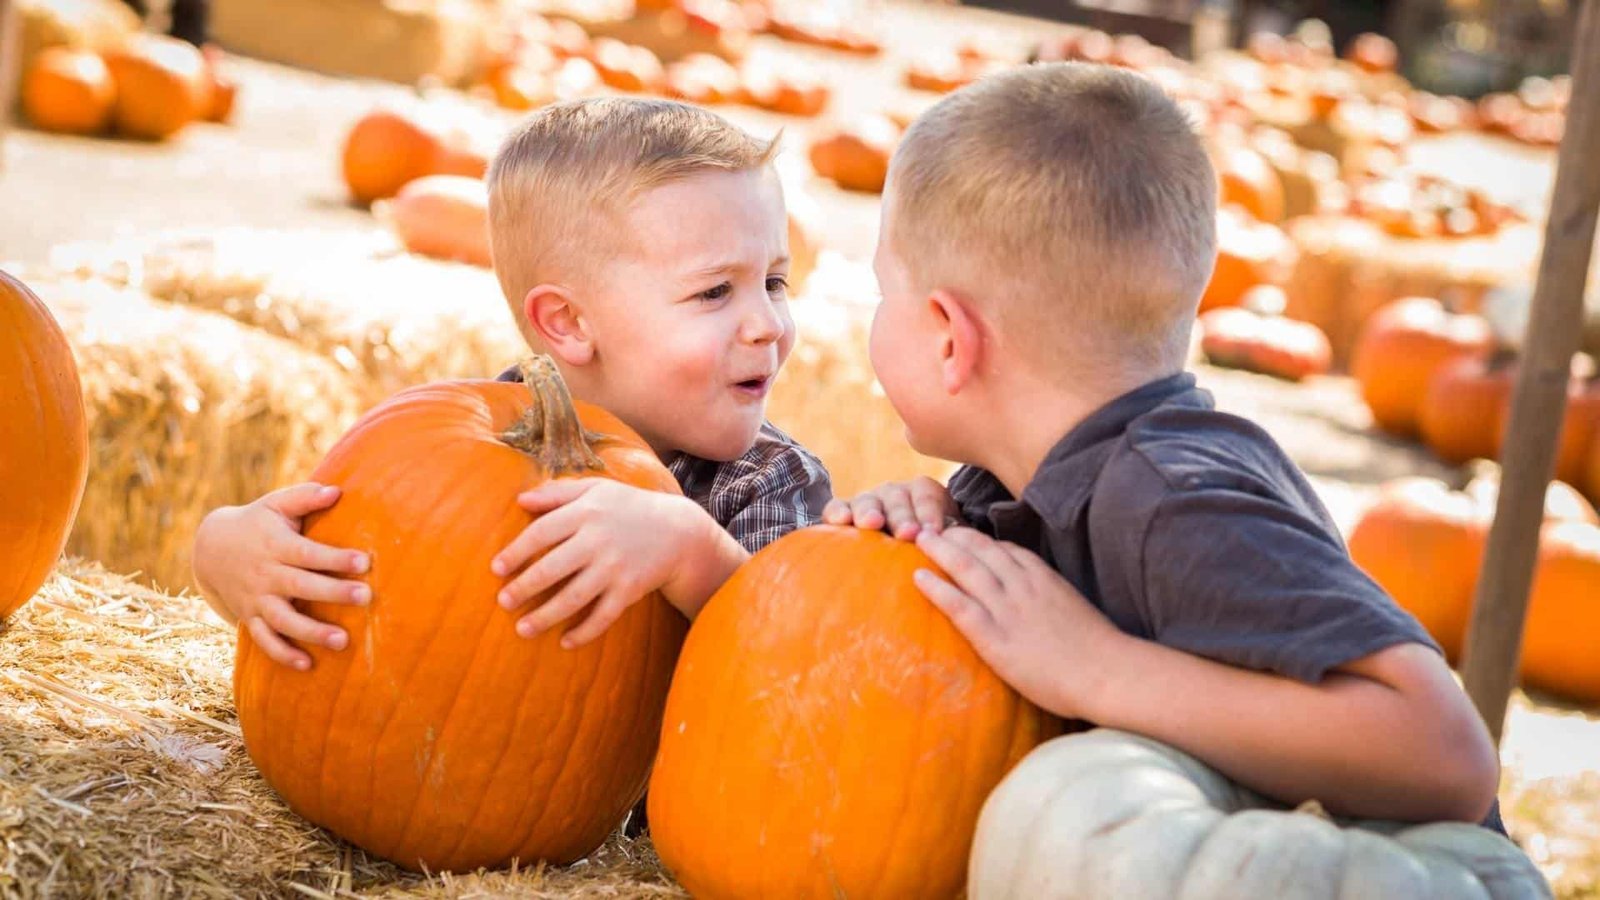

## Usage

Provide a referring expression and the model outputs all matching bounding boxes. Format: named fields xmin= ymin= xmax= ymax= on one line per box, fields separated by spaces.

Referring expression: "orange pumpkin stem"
xmin=500 ymin=356 xmax=608 ymax=474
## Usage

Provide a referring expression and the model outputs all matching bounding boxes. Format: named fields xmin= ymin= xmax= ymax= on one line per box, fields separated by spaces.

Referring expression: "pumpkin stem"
xmin=500 ymin=356 xmax=608 ymax=475
xmin=1293 ymin=799 xmax=1333 ymax=821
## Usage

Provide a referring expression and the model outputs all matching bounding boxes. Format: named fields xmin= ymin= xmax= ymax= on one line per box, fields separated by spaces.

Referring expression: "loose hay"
xmin=0 ymin=560 xmax=682 ymax=899
xmin=48 ymin=228 xmax=528 ymax=408
xmin=25 ymin=274 xmax=360 ymax=593
xmin=769 ymin=253 xmax=957 ymax=497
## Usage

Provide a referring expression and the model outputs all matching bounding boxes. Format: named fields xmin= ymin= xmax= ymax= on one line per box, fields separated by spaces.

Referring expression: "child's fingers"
xmin=559 ymin=587 xmax=633 ymax=649
xmin=821 ymin=498 xmax=853 ymax=524
xmin=516 ymin=478 xmax=600 ymax=514
xmin=497 ymin=532 xmax=589 ymax=611
xmin=941 ymin=527 xmax=1025 ymax=580
xmin=910 ymin=477 xmax=957 ymax=533
xmin=258 ymin=595 xmax=349 ymax=651
xmin=516 ymin=567 xmax=607 ymax=638
xmin=245 ymin=615 xmax=315 ymax=671
xmin=491 ymin=506 xmax=582 ymax=579
xmin=915 ymin=530 xmax=1006 ymax=598
xmin=274 ymin=532 xmax=369 ymax=576
xmin=846 ymin=493 xmax=888 ymax=531
xmin=879 ymin=485 xmax=924 ymax=540
xmin=914 ymin=569 xmax=998 ymax=645
xmin=275 ymin=565 xmax=371 ymax=608
xmin=262 ymin=482 xmax=341 ymax=520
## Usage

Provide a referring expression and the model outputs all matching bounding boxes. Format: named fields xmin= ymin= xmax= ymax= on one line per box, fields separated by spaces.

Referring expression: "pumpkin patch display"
xmin=375 ymin=174 xmax=493 ymax=268
xmin=102 ymin=35 xmax=211 ymax=141
xmin=340 ymin=105 xmax=495 ymax=206
xmin=664 ymin=52 xmax=742 ymax=104
xmin=738 ymin=55 xmax=831 ymax=116
xmin=1198 ymin=299 xmax=1332 ymax=382
xmin=808 ymin=115 xmax=899 ymax=194
xmin=233 ymin=358 xmax=688 ymax=873
xmin=648 ymin=525 xmax=1060 ymax=900
xmin=1350 ymin=297 xmax=1494 ymax=438
xmin=588 ymin=37 xmax=666 ymax=93
xmin=970 ymin=729 xmax=1552 ymax=900
xmin=0 ymin=271 xmax=90 ymax=620
xmin=22 ymin=46 xmax=115 ymax=135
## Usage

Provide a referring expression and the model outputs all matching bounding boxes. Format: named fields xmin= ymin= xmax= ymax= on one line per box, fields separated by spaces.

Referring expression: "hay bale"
xmin=18 ymin=0 xmax=139 ymax=75
xmin=769 ymin=254 xmax=957 ymax=498
xmin=0 ymin=559 xmax=681 ymax=898
xmin=1284 ymin=215 xmax=1542 ymax=368
xmin=49 ymin=227 xmax=528 ymax=408
xmin=26 ymin=274 xmax=360 ymax=592
xmin=210 ymin=0 xmax=496 ymax=87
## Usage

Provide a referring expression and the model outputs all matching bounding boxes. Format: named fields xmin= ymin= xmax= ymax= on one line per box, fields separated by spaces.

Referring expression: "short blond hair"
xmin=487 ymin=98 xmax=777 ymax=331
xmin=888 ymin=62 xmax=1216 ymax=374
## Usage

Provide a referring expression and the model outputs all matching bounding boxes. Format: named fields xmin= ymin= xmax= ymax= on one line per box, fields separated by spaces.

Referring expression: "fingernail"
xmin=490 ymin=558 xmax=506 ymax=577
xmin=499 ymin=590 xmax=514 ymax=609
xmin=327 ymin=631 xmax=348 ymax=651
xmin=922 ymin=520 xmax=940 ymax=532
xmin=319 ymin=486 xmax=339 ymax=499
xmin=295 ymin=658 xmax=311 ymax=671
xmin=351 ymin=585 xmax=371 ymax=605
xmin=517 ymin=620 xmax=538 ymax=638
xmin=914 ymin=569 xmax=933 ymax=582
xmin=351 ymin=553 xmax=369 ymax=574
xmin=560 ymin=636 xmax=576 ymax=650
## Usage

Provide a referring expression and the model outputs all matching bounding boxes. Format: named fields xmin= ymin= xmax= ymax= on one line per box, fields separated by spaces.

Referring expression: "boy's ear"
xmin=928 ymin=289 xmax=984 ymax=395
xmin=523 ymin=284 xmax=595 ymax=365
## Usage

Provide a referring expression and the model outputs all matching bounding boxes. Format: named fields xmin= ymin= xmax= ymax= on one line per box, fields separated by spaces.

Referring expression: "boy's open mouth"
xmin=733 ymin=376 xmax=771 ymax=397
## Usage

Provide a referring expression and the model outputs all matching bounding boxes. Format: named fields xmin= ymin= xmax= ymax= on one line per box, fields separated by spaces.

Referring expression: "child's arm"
xmin=492 ymin=478 xmax=748 ymax=646
xmin=192 ymin=483 xmax=373 ymax=670
xmin=822 ymin=476 xmax=961 ymax=539
xmin=911 ymin=527 xmax=1499 ymax=824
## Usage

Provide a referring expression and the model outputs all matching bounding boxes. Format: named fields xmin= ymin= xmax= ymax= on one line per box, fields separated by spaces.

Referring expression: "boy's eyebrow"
xmin=683 ymin=254 xmax=792 ymax=279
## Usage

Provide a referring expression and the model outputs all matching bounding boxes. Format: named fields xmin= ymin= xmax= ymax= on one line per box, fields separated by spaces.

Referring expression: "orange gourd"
xmin=22 ymin=47 xmax=115 ymax=136
xmin=1523 ymin=521 xmax=1600 ymax=703
xmin=341 ymin=107 xmax=492 ymax=206
xmin=1351 ymin=298 xmax=1494 ymax=438
xmin=648 ymin=525 xmax=1061 ymax=900
xmin=1198 ymin=304 xmax=1331 ymax=382
xmin=1199 ymin=207 xmax=1295 ymax=312
xmin=1215 ymin=143 xmax=1285 ymax=223
xmin=1419 ymin=352 xmax=1514 ymax=465
xmin=234 ymin=358 xmax=687 ymax=872
xmin=375 ymin=175 xmax=492 ymax=268
xmin=103 ymin=35 xmax=210 ymax=140
xmin=1 ymin=270 xmax=89 ymax=619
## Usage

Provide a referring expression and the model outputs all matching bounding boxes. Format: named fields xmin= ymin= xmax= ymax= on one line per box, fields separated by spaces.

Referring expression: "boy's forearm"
xmin=1074 ymin=634 xmax=1496 ymax=823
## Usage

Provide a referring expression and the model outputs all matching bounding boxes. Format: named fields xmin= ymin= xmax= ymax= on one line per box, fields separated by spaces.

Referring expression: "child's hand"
xmin=492 ymin=479 xmax=725 ymax=648
xmin=911 ymin=527 xmax=1125 ymax=719
xmin=192 ymin=483 xmax=372 ymax=671
xmin=821 ymin=476 xmax=959 ymax=540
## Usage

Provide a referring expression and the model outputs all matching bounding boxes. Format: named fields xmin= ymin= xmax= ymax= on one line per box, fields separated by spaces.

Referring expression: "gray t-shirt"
xmin=948 ymin=372 xmax=1505 ymax=833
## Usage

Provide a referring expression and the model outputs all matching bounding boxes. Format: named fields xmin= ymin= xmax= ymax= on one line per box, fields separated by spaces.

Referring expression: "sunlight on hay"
xmin=22 ymin=274 xmax=361 ymax=593
xmin=1502 ymin=694 xmax=1600 ymax=900
xmin=771 ymin=252 xmax=957 ymax=498
xmin=49 ymin=227 xmax=528 ymax=406
xmin=0 ymin=561 xmax=681 ymax=899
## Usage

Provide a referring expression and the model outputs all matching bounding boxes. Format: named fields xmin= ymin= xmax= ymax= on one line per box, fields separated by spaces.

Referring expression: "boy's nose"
xmin=740 ymin=294 xmax=785 ymax=345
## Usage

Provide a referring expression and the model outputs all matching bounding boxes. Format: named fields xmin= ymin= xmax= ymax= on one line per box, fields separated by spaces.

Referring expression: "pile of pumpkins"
xmin=21 ymin=35 xmax=236 ymax=140
xmin=1352 ymin=296 xmax=1600 ymax=501
xmin=1 ymin=267 xmax=1550 ymax=897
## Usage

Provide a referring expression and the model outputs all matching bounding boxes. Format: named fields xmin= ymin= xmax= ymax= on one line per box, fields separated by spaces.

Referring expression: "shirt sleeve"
xmin=1136 ymin=485 xmax=1441 ymax=683
xmin=711 ymin=441 xmax=833 ymax=553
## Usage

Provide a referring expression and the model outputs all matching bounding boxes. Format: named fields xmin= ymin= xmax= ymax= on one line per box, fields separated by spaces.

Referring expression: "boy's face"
xmin=869 ymin=195 xmax=955 ymax=461
xmin=580 ymin=168 xmax=794 ymax=461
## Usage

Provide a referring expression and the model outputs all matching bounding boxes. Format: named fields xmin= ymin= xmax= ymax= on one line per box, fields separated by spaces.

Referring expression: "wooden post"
xmin=0 ymin=0 xmax=21 ymax=172
xmin=1461 ymin=0 xmax=1600 ymax=743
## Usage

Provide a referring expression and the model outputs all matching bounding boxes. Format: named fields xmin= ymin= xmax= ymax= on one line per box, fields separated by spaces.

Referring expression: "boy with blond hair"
xmin=195 ymin=98 xmax=829 ymax=670
xmin=828 ymin=63 xmax=1505 ymax=828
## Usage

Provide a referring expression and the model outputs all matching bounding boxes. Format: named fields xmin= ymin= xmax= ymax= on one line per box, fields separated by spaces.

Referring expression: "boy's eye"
xmin=699 ymin=282 xmax=732 ymax=302
xmin=766 ymin=276 xmax=789 ymax=295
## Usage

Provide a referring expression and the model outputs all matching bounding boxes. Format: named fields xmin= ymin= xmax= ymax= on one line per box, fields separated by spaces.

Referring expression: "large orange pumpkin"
xmin=1350 ymin=297 xmax=1494 ymax=438
xmin=341 ymin=107 xmax=493 ymax=206
xmin=1523 ymin=521 xmax=1600 ymax=703
xmin=375 ymin=175 xmax=492 ymax=268
xmin=1198 ymin=207 xmax=1295 ymax=312
xmin=234 ymin=358 xmax=687 ymax=872
xmin=21 ymin=47 xmax=115 ymax=136
xmin=1 ymin=270 xmax=89 ymax=619
xmin=648 ymin=526 xmax=1061 ymax=900
xmin=1419 ymin=352 xmax=1514 ymax=465
xmin=103 ymin=35 xmax=210 ymax=140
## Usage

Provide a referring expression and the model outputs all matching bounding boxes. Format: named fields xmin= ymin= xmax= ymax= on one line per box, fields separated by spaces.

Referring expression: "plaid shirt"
xmin=497 ymin=366 xmax=830 ymax=552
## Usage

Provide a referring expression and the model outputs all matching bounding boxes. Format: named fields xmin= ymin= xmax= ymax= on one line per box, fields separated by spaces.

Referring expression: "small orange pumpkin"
xmin=1 ymin=270 xmax=90 ymax=619
xmin=375 ymin=175 xmax=492 ymax=268
xmin=740 ymin=57 xmax=831 ymax=116
xmin=1199 ymin=207 xmax=1295 ymax=313
xmin=201 ymin=45 xmax=237 ymax=124
xmin=1350 ymin=297 xmax=1494 ymax=438
xmin=1345 ymin=33 xmax=1399 ymax=75
xmin=1198 ymin=301 xmax=1332 ymax=382
xmin=648 ymin=526 xmax=1061 ymax=899
xmin=103 ymin=35 xmax=210 ymax=140
xmin=21 ymin=47 xmax=115 ymax=136
xmin=1522 ymin=521 xmax=1600 ymax=703
xmin=1419 ymin=352 xmax=1515 ymax=465
xmin=588 ymin=38 xmax=666 ymax=93
xmin=665 ymin=52 xmax=742 ymax=104
xmin=340 ymin=106 xmax=492 ymax=206
xmin=234 ymin=359 xmax=687 ymax=872
xmin=1215 ymin=142 xmax=1286 ymax=223
xmin=808 ymin=115 xmax=898 ymax=194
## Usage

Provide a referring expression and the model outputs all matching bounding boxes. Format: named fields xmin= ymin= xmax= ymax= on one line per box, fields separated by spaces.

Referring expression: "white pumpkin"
xmin=970 ymin=729 xmax=1550 ymax=900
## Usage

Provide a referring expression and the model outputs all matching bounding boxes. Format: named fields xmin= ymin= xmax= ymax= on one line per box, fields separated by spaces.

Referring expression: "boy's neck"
xmin=971 ymin=366 xmax=1175 ymax=500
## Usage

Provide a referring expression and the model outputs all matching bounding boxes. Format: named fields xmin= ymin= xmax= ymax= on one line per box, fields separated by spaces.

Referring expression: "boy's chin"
xmin=671 ymin=420 xmax=764 ymax=462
